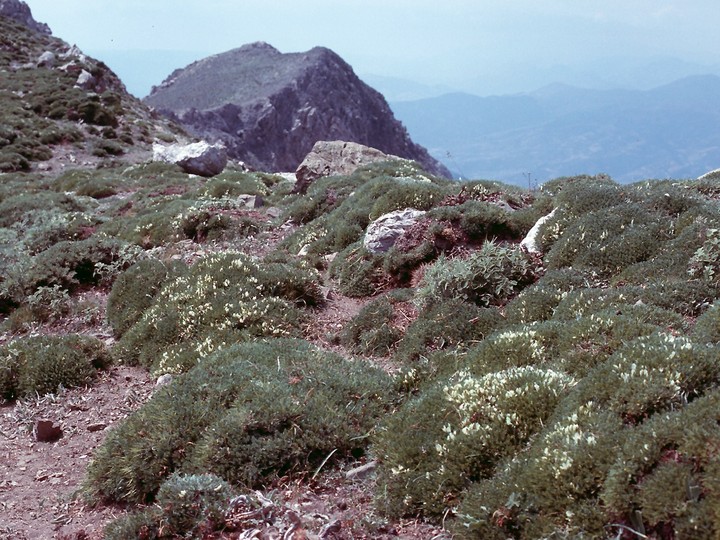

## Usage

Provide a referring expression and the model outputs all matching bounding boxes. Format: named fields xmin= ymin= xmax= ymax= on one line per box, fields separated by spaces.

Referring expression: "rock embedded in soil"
xmin=32 ymin=420 xmax=63 ymax=443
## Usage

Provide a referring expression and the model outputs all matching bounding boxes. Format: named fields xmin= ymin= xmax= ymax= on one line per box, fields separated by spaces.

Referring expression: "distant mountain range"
xmin=390 ymin=75 xmax=720 ymax=185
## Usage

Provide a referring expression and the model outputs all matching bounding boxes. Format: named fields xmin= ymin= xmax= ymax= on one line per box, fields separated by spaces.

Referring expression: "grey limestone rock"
xmin=294 ymin=140 xmax=405 ymax=194
xmin=153 ymin=141 xmax=228 ymax=177
xmin=364 ymin=208 xmax=426 ymax=254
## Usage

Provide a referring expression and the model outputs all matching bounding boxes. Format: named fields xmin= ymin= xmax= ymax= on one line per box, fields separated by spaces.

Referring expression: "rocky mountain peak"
xmin=0 ymin=0 xmax=50 ymax=34
xmin=144 ymin=43 xmax=450 ymax=176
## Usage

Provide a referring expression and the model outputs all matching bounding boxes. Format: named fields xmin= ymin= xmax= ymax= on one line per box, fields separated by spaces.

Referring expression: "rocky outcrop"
xmin=698 ymin=168 xmax=720 ymax=181
xmin=294 ymin=140 xmax=405 ymax=194
xmin=153 ymin=141 xmax=228 ymax=177
xmin=364 ymin=208 xmax=426 ymax=254
xmin=0 ymin=0 xmax=50 ymax=34
xmin=144 ymin=42 xmax=450 ymax=177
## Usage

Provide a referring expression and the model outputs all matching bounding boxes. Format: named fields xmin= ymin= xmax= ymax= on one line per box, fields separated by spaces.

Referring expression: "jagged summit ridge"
xmin=0 ymin=0 xmax=50 ymax=34
xmin=144 ymin=43 xmax=450 ymax=176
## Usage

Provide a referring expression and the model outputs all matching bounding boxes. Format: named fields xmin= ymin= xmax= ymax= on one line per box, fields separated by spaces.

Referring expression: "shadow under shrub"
xmin=85 ymin=339 xmax=393 ymax=503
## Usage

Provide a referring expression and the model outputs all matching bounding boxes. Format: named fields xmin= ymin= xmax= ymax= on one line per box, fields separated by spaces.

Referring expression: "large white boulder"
xmin=363 ymin=208 xmax=426 ymax=254
xmin=520 ymin=208 xmax=557 ymax=254
xmin=153 ymin=141 xmax=227 ymax=177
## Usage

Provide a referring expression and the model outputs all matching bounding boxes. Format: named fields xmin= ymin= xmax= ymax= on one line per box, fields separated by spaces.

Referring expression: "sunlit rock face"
xmin=144 ymin=42 xmax=450 ymax=177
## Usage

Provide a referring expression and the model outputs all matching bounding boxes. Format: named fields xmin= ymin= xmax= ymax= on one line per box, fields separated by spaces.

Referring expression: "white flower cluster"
xmin=611 ymin=333 xmax=690 ymax=393
xmin=534 ymin=401 xmax=600 ymax=479
xmin=140 ymin=252 xmax=295 ymax=375
xmin=437 ymin=366 xmax=576 ymax=457
xmin=490 ymin=328 xmax=547 ymax=363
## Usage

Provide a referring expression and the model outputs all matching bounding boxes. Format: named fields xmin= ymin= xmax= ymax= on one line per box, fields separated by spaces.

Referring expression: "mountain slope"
xmin=144 ymin=42 xmax=450 ymax=176
xmin=0 ymin=11 xmax=185 ymax=173
xmin=391 ymin=76 xmax=720 ymax=184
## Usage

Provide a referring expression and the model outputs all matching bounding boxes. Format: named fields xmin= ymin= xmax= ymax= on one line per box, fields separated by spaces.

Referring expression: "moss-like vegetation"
xmin=0 ymin=334 xmax=109 ymax=401
xmin=85 ymin=339 xmax=393 ymax=503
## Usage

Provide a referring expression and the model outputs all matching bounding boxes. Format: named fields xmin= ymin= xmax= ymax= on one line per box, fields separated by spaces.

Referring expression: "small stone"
xmin=33 ymin=420 xmax=63 ymax=443
xmin=266 ymin=206 xmax=283 ymax=219
xmin=87 ymin=422 xmax=107 ymax=433
xmin=156 ymin=374 xmax=173 ymax=387
xmin=319 ymin=519 xmax=342 ymax=538
xmin=238 ymin=194 xmax=264 ymax=208
xmin=345 ymin=460 xmax=377 ymax=481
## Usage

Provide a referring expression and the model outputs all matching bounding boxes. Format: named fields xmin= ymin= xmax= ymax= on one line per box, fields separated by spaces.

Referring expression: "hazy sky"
xmin=27 ymin=1 xmax=720 ymax=98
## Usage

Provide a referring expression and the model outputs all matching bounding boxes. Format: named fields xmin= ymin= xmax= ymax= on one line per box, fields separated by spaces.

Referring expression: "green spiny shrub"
xmin=85 ymin=339 xmax=393 ymax=502
xmin=454 ymin=403 xmax=624 ymax=538
xmin=551 ymin=287 xmax=636 ymax=321
xmin=552 ymin=306 xmax=676 ymax=377
xmin=24 ymin=235 xmax=127 ymax=293
xmin=570 ymin=332 xmax=719 ymax=425
xmin=104 ymin=508 xmax=160 ymax=540
xmin=415 ymin=241 xmax=538 ymax=309
xmin=429 ymin=199 xmax=522 ymax=242
xmin=155 ymin=473 xmax=236 ymax=536
xmin=22 ymin=284 xmax=71 ymax=324
xmin=601 ymin=388 xmax=720 ymax=538
xmin=99 ymin=197 xmax=193 ymax=247
xmin=616 ymin=211 xmax=720 ymax=285
xmin=106 ymin=258 xmax=188 ymax=338
xmin=545 ymin=204 xmax=667 ymax=275
xmin=504 ymin=285 xmax=564 ymax=324
xmin=394 ymin=298 xmax=504 ymax=364
xmin=0 ymin=334 xmax=109 ymax=400
xmin=53 ymin=169 xmax=121 ymax=199
xmin=461 ymin=323 xmax=553 ymax=376
xmin=329 ymin=241 xmax=383 ymax=297
xmin=0 ymin=191 xmax=91 ymax=228
xmin=375 ymin=365 xmax=575 ymax=517
xmin=694 ymin=301 xmax=720 ymax=344
xmin=197 ymin=172 xmax=270 ymax=198
xmin=341 ymin=290 xmax=413 ymax=356
xmin=627 ymin=179 xmax=701 ymax=217
xmin=20 ymin=210 xmax=100 ymax=255
xmin=282 ymin=168 xmax=450 ymax=255
xmin=114 ymin=252 xmax=322 ymax=374
xmin=689 ymin=227 xmax=720 ymax=283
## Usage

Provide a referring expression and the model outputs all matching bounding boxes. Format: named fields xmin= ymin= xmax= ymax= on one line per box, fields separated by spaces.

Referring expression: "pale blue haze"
xmin=26 ymin=1 xmax=720 ymax=98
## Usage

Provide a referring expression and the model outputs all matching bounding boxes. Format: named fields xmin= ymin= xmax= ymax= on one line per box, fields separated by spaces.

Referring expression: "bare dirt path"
xmin=0 ymin=366 xmax=155 ymax=540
